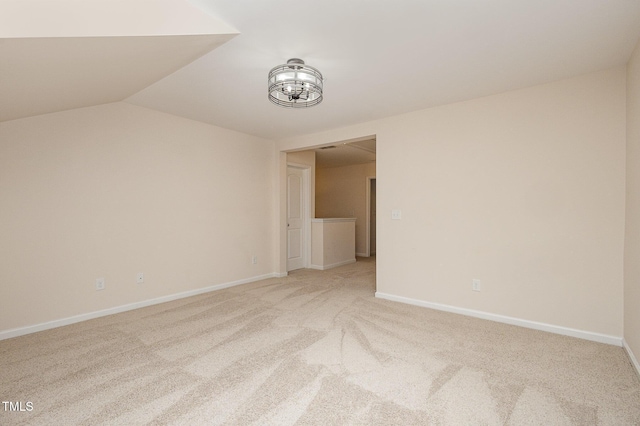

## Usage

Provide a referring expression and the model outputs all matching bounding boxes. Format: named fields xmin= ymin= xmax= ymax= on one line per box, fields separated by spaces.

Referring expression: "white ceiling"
xmin=0 ymin=0 xmax=237 ymax=122
xmin=0 ymin=35 xmax=234 ymax=122
xmin=315 ymin=139 xmax=377 ymax=169
xmin=2 ymin=0 xmax=640 ymax=141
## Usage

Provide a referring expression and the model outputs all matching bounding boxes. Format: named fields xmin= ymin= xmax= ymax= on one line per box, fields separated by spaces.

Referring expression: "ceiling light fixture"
xmin=268 ymin=58 xmax=323 ymax=108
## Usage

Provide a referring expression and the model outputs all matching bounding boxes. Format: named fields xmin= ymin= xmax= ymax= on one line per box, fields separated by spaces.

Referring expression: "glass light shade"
xmin=268 ymin=59 xmax=323 ymax=108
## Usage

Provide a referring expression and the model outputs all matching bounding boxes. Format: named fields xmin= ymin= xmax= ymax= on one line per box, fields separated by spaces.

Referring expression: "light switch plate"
xmin=472 ymin=279 xmax=481 ymax=291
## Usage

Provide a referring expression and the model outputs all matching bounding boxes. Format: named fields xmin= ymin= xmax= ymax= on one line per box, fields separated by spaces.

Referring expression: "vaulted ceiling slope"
xmin=0 ymin=0 xmax=238 ymax=122
xmin=2 ymin=1 xmax=640 ymax=140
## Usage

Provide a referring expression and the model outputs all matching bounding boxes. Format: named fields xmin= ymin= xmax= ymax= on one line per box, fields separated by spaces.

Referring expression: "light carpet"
xmin=1 ymin=257 xmax=639 ymax=425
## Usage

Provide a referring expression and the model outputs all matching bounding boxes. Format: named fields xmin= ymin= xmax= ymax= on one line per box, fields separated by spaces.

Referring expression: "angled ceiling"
xmin=2 ymin=1 xmax=640 ymax=140
xmin=0 ymin=0 xmax=237 ymax=122
xmin=0 ymin=35 xmax=234 ymax=122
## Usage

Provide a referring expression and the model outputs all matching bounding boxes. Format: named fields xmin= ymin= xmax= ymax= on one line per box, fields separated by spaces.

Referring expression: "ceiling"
xmin=315 ymin=140 xmax=376 ymax=169
xmin=0 ymin=35 xmax=234 ymax=122
xmin=0 ymin=0 xmax=237 ymax=122
xmin=2 ymin=0 xmax=640 ymax=141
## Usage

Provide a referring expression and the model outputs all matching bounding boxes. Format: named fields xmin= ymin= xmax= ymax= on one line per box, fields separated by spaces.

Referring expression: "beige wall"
xmin=1 ymin=63 xmax=631 ymax=346
xmin=316 ymin=162 xmax=376 ymax=255
xmin=625 ymin=39 xmax=640 ymax=364
xmin=0 ymin=102 xmax=275 ymax=332
xmin=279 ymin=67 xmax=627 ymax=337
xmin=311 ymin=219 xmax=356 ymax=269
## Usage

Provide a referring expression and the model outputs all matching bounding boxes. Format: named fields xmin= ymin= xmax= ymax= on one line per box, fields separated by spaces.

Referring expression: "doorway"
xmin=280 ymin=136 xmax=376 ymax=276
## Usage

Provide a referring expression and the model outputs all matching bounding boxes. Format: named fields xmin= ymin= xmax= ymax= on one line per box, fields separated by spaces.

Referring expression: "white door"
xmin=287 ymin=166 xmax=305 ymax=271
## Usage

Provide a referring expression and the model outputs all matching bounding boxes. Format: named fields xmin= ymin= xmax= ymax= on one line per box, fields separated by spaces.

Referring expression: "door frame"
xmin=287 ymin=162 xmax=311 ymax=271
xmin=365 ymin=176 xmax=376 ymax=257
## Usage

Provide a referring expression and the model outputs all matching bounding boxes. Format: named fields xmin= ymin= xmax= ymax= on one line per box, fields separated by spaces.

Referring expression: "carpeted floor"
xmin=1 ymin=257 xmax=639 ymax=425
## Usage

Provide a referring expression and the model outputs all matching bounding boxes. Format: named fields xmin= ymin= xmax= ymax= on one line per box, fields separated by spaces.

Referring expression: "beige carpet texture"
xmin=1 ymin=257 xmax=639 ymax=425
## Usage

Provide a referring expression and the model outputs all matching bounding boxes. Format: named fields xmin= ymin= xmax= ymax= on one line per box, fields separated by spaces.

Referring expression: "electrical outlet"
xmin=136 ymin=273 xmax=144 ymax=284
xmin=252 ymin=255 xmax=258 ymax=265
xmin=472 ymin=279 xmax=481 ymax=292
xmin=391 ymin=209 xmax=402 ymax=220
xmin=96 ymin=277 xmax=105 ymax=291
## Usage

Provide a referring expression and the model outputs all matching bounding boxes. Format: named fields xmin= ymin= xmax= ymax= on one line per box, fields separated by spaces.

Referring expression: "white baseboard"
xmin=623 ymin=339 xmax=640 ymax=378
xmin=0 ymin=272 xmax=281 ymax=341
xmin=375 ymin=292 xmax=622 ymax=347
xmin=356 ymin=252 xmax=368 ymax=258
xmin=309 ymin=259 xmax=356 ymax=271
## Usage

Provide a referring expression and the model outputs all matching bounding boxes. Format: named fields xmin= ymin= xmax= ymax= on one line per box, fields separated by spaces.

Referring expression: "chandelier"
xmin=268 ymin=58 xmax=323 ymax=108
